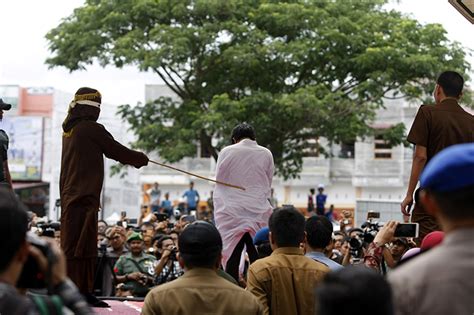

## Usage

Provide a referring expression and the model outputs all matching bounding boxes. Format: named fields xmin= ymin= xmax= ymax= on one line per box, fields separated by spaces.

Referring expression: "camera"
xmin=349 ymin=220 xmax=382 ymax=257
xmin=168 ymin=246 xmax=178 ymax=261
xmin=17 ymin=232 xmax=57 ymax=289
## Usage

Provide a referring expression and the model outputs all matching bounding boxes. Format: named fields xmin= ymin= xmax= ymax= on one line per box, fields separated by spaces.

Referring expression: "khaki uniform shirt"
xmin=114 ymin=252 xmax=156 ymax=297
xmin=247 ymin=247 xmax=330 ymax=315
xmin=389 ymin=228 xmax=474 ymax=315
xmin=142 ymin=268 xmax=264 ymax=315
xmin=407 ymin=98 xmax=474 ymax=163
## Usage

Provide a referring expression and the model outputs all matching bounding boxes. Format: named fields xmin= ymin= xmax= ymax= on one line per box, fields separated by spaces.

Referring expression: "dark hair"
xmin=429 ymin=184 xmax=474 ymax=221
xmin=140 ymin=222 xmax=154 ymax=230
xmin=310 ymin=188 xmax=315 ymax=194
xmin=0 ymin=189 xmax=29 ymax=272
xmin=316 ymin=266 xmax=394 ymax=315
xmin=179 ymin=221 xmax=222 ymax=269
xmin=436 ymin=71 xmax=464 ymax=97
xmin=269 ymin=206 xmax=305 ymax=247
xmin=231 ymin=123 xmax=256 ymax=143
xmin=157 ymin=235 xmax=173 ymax=249
xmin=256 ymin=242 xmax=273 ymax=259
xmin=306 ymin=215 xmax=333 ymax=249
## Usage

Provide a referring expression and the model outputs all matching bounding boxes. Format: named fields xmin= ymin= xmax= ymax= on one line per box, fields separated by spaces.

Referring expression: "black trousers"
xmin=225 ymin=232 xmax=259 ymax=282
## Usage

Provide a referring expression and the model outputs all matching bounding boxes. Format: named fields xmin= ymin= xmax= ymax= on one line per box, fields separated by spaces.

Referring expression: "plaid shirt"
xmin=154 ymin=260 xmax=184 ymax=285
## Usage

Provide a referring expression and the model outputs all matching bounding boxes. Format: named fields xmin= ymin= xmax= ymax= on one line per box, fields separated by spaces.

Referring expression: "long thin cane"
xmin=148 ymin=159 xmax=246 ymax=191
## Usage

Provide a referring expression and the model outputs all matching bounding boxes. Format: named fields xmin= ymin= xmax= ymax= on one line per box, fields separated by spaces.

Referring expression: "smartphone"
xmin=367 ymin=211 xmax=380 ymax=220
xmin=394 ymin=223 xmax=419 ymax=238
xmin=155 ymin=213 xmax=168 ymax=222
xmin=167 ymin=223 xmax=175 ymax=229
xmin=183 ymin=215 xmax=196 ymax=223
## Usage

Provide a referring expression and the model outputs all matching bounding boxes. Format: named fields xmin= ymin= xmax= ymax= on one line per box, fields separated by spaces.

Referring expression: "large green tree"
xmin=46 ymin=0 xmax=471 ymax=179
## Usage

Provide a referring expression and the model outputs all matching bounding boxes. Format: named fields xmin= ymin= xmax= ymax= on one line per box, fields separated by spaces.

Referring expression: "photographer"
xmin=154 ymin=236 xmax=184 ymax=285
xmin=0 ymin=188 xmax=92 ymax=315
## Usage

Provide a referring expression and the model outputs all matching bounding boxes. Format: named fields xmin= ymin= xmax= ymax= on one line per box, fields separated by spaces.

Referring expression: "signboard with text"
xmin=1 ymin=116 xmax=43 ymax=181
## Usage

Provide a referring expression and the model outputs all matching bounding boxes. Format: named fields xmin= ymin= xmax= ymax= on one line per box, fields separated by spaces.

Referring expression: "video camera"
xmin=17 ymin=232 xmax=57 ymax=289
xmin=349 ymin=211 xmax=382 ymax=257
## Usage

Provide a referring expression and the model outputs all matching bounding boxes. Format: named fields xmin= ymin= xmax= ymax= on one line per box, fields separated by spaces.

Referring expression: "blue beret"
xmin=420 ymin=143 xmax=474 ymax=192
xmin=253 ymin=227 xmax=269 ymax=245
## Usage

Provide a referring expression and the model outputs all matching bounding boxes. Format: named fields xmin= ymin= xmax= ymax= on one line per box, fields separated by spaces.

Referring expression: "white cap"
xmin=318 ymin=184 xmax=325 ymax=189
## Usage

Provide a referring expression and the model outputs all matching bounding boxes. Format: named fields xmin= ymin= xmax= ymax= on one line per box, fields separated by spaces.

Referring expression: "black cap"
xmin=178 ymin=221 xmax=222 ymax=256
xmin=0 ymin=99 xmax=12 ymax=111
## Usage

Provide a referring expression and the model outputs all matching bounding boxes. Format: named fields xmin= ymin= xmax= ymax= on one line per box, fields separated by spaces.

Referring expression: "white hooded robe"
xmin=214 ymin=139 xmax=274 ymax=268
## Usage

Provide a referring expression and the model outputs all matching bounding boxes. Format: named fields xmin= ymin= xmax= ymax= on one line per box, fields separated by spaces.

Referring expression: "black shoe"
xmin=84 ymin=293 xmax=110 ymax=308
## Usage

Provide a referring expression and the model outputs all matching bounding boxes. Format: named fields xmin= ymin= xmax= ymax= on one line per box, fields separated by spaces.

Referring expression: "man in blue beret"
xmin=388 ymin=143 xmax=474 ymax=315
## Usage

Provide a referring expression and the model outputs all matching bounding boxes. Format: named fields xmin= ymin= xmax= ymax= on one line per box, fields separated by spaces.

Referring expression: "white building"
xmin=142 ymin=85 xmax=422 ymax=219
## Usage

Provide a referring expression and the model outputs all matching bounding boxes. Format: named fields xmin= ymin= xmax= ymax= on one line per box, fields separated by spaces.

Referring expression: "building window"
xmin=303 ymin=138 xmax=320 ymax=157
xmin=374 ymin=134 xmax=392 ymax=159
xmin=339 ymin=142 xmax=355 ymax=159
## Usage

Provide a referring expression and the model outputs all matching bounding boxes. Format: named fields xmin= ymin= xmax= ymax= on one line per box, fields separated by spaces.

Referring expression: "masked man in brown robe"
xmin=60 ymin=87 xmax=148 ymax=305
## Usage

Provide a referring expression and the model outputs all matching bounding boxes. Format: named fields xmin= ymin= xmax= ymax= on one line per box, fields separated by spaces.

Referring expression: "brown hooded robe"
xmin=60 ymin=105 xmax=147 ymax=293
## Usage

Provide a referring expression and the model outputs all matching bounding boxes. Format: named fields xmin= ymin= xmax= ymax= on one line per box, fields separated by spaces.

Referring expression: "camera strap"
xmin=128 ymin=259 xmax=148 ymax=275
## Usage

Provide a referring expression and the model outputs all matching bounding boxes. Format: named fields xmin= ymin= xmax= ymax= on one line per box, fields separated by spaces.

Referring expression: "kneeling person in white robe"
xmin=214 ymin=123 xmax=274 ymax=281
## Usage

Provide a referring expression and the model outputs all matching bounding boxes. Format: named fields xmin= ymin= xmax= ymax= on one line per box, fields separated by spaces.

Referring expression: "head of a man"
xmin=178 ymin=221 xmax=222 ymax=269
xmin=0 ymin=188 xmax=29 ymax=285
xmin=305 ymin=215 xmax=333 ymax=251
xmin=390 ymin=239 xmax=408 ymax=260
xmin=434 ymin=71 xmax=464 ymax=102
xmin=268 ymin=206 xmax=305 ymax=249
xmin=158 ymin=236 xmax=174 ymax=253
xmin=127 ymin=232 xmax=144 ymax=256
xmin=318 ymin=184 xmax=325 ymax=193
xmin=316 ymin=267 xmax=394 ymax=315
xmin=333 ymin=232 xmax=344 ymax=251
xmin=98 ymin=220 xmax=108 ymax=234
xmin=154 ymin=182 xmax=159 ymax=189
xmin=420 ymin=143 xmax=474 ymax=232
xmin=169 ymin=231 xmax=179 ymax=246
xmin=109 ymin=228 xmax=126 ymax=251
xmin=231 ymin=122 xmax=256 ymax=144
xmin=310 ymin=188 xmax=315 ymax=195
xmin=0 ymin=98 xmax=12 ymax=121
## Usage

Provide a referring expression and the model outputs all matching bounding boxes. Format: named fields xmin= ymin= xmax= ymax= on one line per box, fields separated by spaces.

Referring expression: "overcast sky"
xmin=0 ymin=0 xmax=472 ymax=105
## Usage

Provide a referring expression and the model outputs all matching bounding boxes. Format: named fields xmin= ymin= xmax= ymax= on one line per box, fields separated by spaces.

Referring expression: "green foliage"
xmin=46 ymin=0 xmax=471 ymax=179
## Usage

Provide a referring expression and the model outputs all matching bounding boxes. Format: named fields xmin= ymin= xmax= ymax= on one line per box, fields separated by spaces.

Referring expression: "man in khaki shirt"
xmin=247 ymin=206 xmax=330 ymax=315
xmin=142 ymin=221 xmax=263 ymax=315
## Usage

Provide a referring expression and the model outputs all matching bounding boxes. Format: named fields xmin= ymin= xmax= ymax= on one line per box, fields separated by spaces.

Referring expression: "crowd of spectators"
xmin=3 ymin=142 xmax=473 ymax=315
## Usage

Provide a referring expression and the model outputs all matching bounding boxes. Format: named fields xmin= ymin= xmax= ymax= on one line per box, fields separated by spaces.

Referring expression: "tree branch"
xmin=151 ymin=66 xmax=185 ymax=99
xmin=161 ymin=66 xmax=188 ymax=98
